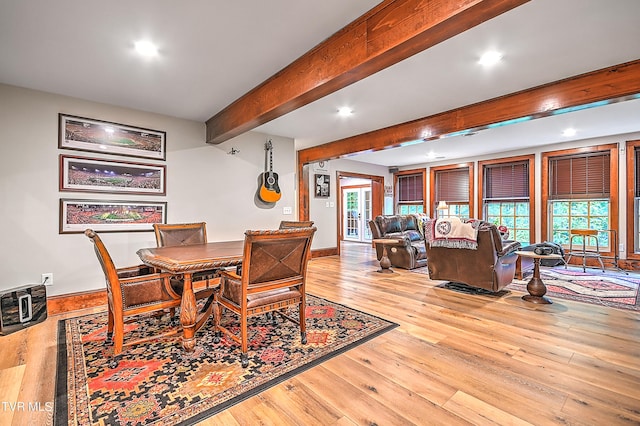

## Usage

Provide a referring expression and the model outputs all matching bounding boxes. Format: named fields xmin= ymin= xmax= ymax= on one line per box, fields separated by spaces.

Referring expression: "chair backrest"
xmin=242 ymin=227 xmax=316 ymax=286
xmin=279 ymin=220 xmax=314 ymax=229
xmin=84 ymin=229 xmax=121 ymax=303
xmin=154 ymin=222 xmax=207 ymax=247
xmin=570 ymin=229 xmax=599 ymax=237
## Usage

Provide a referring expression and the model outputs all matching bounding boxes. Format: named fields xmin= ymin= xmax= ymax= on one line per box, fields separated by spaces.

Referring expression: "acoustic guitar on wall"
xmin=259 ymin=140 xmax=281 ymax=203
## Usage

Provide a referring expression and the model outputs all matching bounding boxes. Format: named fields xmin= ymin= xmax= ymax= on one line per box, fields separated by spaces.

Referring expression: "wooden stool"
xmin=566 ymin=229 xmax=605 ymax=272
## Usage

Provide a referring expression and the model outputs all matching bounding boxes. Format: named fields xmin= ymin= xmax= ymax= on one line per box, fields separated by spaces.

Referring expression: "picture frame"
xmin=59 ymin=155 xmax=166 ymax=195
xmin=59 ymin=199 xmax=167 ymax=234
xmin=314 ymin=174 xmax=330 ymax=198
xmin=58 ymin=114 xmax=166 ymax=160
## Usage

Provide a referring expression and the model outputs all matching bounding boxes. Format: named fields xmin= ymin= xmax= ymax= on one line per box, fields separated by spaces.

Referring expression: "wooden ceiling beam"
xmin=297 ymin=59 xmax=640 ymax=165
xmin=206 ymin=0 xmax=530 ymax=144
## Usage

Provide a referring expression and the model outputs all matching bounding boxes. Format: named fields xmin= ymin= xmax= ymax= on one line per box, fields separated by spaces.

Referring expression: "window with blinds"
xmin=634 ymin=146 xmax=640 ymax=253
xmin=548 ymin=150 xmax=611 ymax=248
xmin=549 ymin=152 xmax=610 ymax=199
xmin=397 ymin=173 xmax=423 ymax=203
xmin=435 ymin=168 xmax=469 ymax=202
xmin=484 ymin=161 xmax=529 ymax=200
xmin=482 ymin=160 xmax=531 ymax=244
xmin=635 ymin=147 xmax=640 ymax=197
xmin=396 ymin=171 xmax=425 ymax=214
xmin=434 ymin=167 xmax=470 ymax=218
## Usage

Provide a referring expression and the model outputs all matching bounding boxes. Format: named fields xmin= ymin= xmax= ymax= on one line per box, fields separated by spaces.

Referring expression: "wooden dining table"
xmin=136 ymin=240 xmax=244 ymax=352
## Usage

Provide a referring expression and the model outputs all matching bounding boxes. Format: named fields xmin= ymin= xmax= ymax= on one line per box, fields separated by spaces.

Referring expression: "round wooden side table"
xmin=514 ymin=251 xmax=564 ymax=304
xmin=372 ymin=239 xmax=401 ymax=274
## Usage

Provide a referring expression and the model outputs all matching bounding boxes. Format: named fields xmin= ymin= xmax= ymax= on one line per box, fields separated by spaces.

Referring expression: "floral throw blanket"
xmin=425 ymin=217 xmax=480 ymax=250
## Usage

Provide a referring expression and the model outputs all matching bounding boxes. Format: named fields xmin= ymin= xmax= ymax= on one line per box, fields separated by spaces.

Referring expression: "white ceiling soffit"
xmin=255 ymin=0 xmax=640 ymax=164
xmin=1 ymin=1 xmax=639 ymax=167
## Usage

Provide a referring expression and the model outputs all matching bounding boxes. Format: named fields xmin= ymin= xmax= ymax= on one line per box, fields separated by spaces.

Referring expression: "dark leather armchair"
xmin=214 ymin=227 xmax=316 ymax=367
xmin=368 ymin=214 xmax=428 ymax=269
xmin=85 ymin=229 xmax=182 ymax=367
xmin=424 ymin=219 xmax=521 ymax=292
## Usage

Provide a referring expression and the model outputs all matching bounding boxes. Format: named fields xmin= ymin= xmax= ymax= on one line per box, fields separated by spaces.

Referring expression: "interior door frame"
xmin=336 ymin=171 xmax=384 ymax=255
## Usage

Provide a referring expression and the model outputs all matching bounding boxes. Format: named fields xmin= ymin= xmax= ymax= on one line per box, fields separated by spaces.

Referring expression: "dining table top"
xmin=136 ymin=240 xmax=244 ymax=274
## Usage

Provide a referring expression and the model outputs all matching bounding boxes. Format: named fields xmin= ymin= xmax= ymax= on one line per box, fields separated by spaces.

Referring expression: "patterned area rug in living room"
xmin=54 ymin=295 xmax=398 ymax=425
xmin=412 ymin=266 xmax=640 ymax=311
xmin=509 ymin=266 xmax=640 ymax=311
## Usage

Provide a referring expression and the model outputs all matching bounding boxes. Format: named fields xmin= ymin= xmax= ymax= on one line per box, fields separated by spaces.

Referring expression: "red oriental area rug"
xmin=54 ymin=295 xmax=397 ymax=425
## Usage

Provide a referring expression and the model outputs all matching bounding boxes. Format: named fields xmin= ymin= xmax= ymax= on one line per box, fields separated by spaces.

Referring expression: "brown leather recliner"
xmin=368 ymin=214 xmax=428 ymax=269
xmin=424 ymin=219 xmax=521 ymax=292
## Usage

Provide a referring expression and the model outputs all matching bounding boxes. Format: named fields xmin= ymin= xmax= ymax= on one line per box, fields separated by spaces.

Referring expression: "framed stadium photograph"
xmin=58 ymin=114 xmax=166 ymax=160
xmin=59 ymin=199 xmax=167 ymax=234
xmin=59 ymin=155 xmax=166 ymax=195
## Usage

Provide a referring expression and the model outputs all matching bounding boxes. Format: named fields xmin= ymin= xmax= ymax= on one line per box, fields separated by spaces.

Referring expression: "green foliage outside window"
xmin=550 ymin=200 xmax=609 ymax=248
xmin=438 ymin=204 xmax=470 ymax=220
xmin=485 ymin=201 xmax=530 ymax=245
xmin=346 ymin=192 xmax=358 ymax=210
xmin=399 ymin=204 xmax=424 ymax=214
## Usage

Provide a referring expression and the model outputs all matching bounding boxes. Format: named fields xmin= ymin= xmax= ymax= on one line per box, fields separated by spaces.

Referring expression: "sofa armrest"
xmin=498 ymin=240 xmax=521 ymax=257
xmin=381 ymin=236 xmax=413 ymax=248
xmin=368 ymin=220 xmax=383 ymax=240
xmin=374 ymin=237 xmax=408 ymax=246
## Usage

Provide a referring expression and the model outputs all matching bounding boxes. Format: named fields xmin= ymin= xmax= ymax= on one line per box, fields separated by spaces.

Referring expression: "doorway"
xmin=342 ymin=186 xmax=372 ymax=242
xmin=338 ymin=171 xmax=384 ymax=244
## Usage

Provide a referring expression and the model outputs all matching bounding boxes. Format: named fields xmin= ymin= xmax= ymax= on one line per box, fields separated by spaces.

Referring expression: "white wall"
xmin=307 ymin=158 xmax=390 ymax=249
xmin=0 ymin=84 xmax=297 ymax=296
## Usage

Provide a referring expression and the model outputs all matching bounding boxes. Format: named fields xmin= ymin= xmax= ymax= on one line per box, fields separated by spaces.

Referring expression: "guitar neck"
xmin=269 ymin=146 xmax=274 ymax=173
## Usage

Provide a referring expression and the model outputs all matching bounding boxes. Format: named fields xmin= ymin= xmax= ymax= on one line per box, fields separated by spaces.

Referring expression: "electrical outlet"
xmin=42 ymin=273 xmax=53 ymax=286
xmin=619 ymin=243 xmax=624 ymax=252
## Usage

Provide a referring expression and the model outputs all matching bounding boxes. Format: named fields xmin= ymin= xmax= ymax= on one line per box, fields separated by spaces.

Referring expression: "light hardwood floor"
xmin=1 ymin=242 xmax=639 ymax=425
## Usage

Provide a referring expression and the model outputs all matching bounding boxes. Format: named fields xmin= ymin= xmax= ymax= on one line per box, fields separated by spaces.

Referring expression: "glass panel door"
xmin=343 ymin=187 xmax=372 ymax=242
xmin=363 ymin=188 xmax=372 ymax=241
xmin=344 ymin=188 xmax=360 ymax=241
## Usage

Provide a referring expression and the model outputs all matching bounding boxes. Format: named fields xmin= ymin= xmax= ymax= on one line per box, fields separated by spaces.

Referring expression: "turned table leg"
xmin=377 ymin=244 xmax=393 ymax=274
xmin=522 ymin=258 xmax=552 ymax=304
xmin=180 ymin=273 xmax=197 ymax=351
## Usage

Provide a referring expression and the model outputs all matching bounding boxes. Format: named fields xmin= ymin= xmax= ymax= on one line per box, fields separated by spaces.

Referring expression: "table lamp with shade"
xmin=436 ymin=200 xmax=448 ymax=217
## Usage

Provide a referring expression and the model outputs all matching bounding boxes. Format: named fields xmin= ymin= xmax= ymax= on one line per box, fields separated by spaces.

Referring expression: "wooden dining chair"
xmin=214 ymin=226 xmax=316 ymax=367
xmin=153 ymin=222 xmax=219 ymax=288
xmin=85 ymin=229 xmax=182 ymax=368
xmin=278 ymin=220 xmax=314 ymax=229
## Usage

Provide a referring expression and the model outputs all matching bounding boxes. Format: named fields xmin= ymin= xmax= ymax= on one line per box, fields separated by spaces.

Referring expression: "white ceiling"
xmin=2 ymin=0 xmax=640 ymax=167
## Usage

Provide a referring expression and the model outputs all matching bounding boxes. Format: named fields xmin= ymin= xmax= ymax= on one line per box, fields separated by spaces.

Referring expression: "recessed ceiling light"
xmin=337 ymin=106 xmax=353 ymax=117
xmin=426 ymin=152 xmax=446 ymax=160
xmin=562 ymin=128 xmax=577 ymax=137
xmin=134 ymin=40 xmax=158 ymax=57
xmin=478 ymin=50 xmax=503 ymax=66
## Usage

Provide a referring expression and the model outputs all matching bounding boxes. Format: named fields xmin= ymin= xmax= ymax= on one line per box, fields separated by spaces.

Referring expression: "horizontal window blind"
xmin=484 ymin=161 xmax=529 ymax=200
xmin=549 ymin=152 xmax=610 ymax=199
xmin=398 ymin=174 xmax=423 ymax=202
xmin=435 ymin=167 xmax=469 ymax=203
xmin=635 ymin=147 xmax=640 ymax=197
